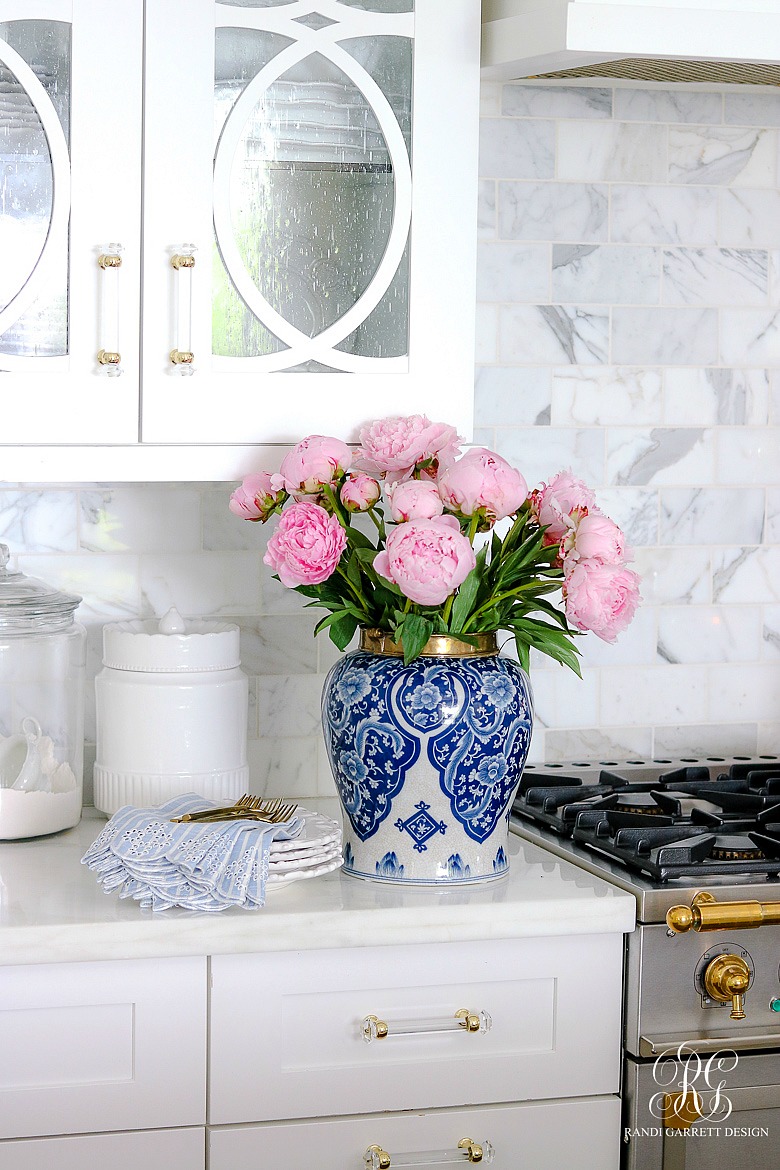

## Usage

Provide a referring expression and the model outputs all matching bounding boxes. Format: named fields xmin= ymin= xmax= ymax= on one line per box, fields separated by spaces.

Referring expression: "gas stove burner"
xmin=710 ymin=835 xmax=765 ymax=862
xmin=613 ymin=794 xmax=666 ymax=815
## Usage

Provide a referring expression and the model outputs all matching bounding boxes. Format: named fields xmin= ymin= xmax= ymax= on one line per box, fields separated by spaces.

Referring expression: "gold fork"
xmin=178 ymin=801 xmax=298 ymax=826
xmin=170 ymin=796 xmax=294 ymax=824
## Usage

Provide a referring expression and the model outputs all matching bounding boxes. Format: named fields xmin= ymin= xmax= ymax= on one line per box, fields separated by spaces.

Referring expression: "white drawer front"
xmin=0 ymin=957 xmax=206 ymax=1138
xmin=210 ymin=935 xmax=622 ymax=1123
xmin=0 ymin=1126 xmax=205 ymax=1170
xmin=209 ymin=1097 xmax=622 ymax=1170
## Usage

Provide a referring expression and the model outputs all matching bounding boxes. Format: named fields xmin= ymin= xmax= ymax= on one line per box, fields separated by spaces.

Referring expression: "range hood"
xmin=482 ymin=0 xmax=780 ymax=85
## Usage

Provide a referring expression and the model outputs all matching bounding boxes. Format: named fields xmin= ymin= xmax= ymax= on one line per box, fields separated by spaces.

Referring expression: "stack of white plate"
xmin=267 ymin=808 xmax=343 ymax=889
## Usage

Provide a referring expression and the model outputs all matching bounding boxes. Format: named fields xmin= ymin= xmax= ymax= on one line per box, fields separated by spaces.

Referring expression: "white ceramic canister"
xmin=94 ymin=607 xmax=249 ymax=815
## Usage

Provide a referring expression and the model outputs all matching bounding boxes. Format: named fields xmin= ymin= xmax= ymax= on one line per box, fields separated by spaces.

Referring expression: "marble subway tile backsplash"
xmin=2 ymin=81 xmax=780 ymax=815
xmin=476 ymin=79 xmax=780 ymax=769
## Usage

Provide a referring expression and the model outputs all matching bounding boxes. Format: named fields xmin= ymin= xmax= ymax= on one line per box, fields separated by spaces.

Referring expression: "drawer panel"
xmin=0 ymin=1126 xmax=205 ymax=1170
xmin=210 ymin=934 xmax=622 ymax=1123
xmin=0 ymin=957 xmax=206 ymax=1138
xmin=209 ymin=1097 xmax=621 ymax=1170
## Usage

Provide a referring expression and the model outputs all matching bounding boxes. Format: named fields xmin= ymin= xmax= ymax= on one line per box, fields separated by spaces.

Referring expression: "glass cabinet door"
xmin=0 ymin=0 xmax=142 ymax=445
xmin=142 ymin=0 xmax=479 ymax=445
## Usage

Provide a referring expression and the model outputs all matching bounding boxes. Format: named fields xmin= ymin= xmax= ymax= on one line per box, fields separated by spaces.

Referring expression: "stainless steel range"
xmin=510 ymin=756 xmax=780 ymax=1170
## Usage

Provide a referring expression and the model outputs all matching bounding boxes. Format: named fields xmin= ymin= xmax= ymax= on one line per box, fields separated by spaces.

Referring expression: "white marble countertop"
xmin=0 ymin=811 xmax=635 ymax=965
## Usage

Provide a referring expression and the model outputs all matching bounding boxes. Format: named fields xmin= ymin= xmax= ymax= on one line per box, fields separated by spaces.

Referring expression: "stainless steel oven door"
xmin=622 ymin=1052 xmax=780 ymax=1170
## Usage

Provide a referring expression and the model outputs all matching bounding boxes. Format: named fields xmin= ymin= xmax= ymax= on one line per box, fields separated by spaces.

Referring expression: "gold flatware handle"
xmin=170 ymin=800 xmax=298 ymax=825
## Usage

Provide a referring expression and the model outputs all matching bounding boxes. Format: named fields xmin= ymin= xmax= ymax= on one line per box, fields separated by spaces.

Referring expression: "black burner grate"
xmin=512 ymin=761 xmax=780 ymax=882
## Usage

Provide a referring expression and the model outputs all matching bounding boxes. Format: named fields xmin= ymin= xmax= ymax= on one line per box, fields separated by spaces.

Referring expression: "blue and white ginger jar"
xmin=322 ymin=630 xmax=533 ymax=884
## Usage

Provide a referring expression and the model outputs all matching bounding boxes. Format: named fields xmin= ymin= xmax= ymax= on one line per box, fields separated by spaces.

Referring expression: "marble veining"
xmin=610 ymin=184 xmax=719 ymax=245
xmin=499 ymin=304 xmax=609 ymax=365
xmin=552 ymin=244 xmax=660 ymax=304
xmin=668 ymin=127 xmax=777 ymax=187
xmin=660 ymin=487 xmax=765 ymax=545
xmin=664 ymin=368 xmax=770 ymax=426
xmin=614 ymin=88 xmax=722 ymax=126
xmin=499 ymin=181 xmax=608 ymax=243
xmin=608 ymin=427 xmax=711 ymax=487
xmin=502 ymin=84 xmax=612 ymax=120
xmin=662 ymin=248 xmax=768 ymax=307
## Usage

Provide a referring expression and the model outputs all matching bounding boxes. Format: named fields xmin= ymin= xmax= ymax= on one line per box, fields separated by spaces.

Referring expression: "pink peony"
xmin=356 ymin=415 xmax=460 ymax=480
xmin=278 ymin=434 xmax=351 ymax=495
xmin=563 ymin=512 xmax=629 ymax=566
xmin=388 ymin=479 xmax=444 ymax=522
xmin=264 ymin=501 xmax=347 ymax=588
xmin=373 ymin=515 xmax=475 ymax=606
xmin=229 ymin=472 xmax=286 ymax=522
xmin=340 ymin=473 xmax=381 ymax=513
xmin=563 ymin=559 xmax=641 ymax=643
xmin=530 ymin=469 xmax=598 ymax=545
xmin=438 ymin=447 xmax=527 ymax=523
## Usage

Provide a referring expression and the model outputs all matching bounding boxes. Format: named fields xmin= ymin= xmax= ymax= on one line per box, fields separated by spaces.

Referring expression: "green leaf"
xmin=449 ymin=567 xmax=481 ymax=632
xmin=346 ymin=527 xmax=375 ymax=550
xmin=400 ymin=613 xmax=434 ymax=664
xmin=328 ymin=611 xmax=360 ymax=651
xmin=513 ymin=633 xmax=531 ymax=674
xmin=346 ymin=552 xmax=362 ymax=590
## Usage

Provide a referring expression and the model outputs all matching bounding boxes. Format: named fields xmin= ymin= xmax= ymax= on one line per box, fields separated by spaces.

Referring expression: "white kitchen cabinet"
xmin=0 ymin=956 xmax=206 ymax=1139
xmin=209 ymin=935 xmax=623 ymax=1124
xmin=209 ymin=1098 xmax=621 ymax=1170
xmin=0 ymin=0 xmax=142 ymax=447
xmin=0 ymin=1127 xmax=205 ymax=1170
xmin=0 ymin=0 xmax=479 ymax=480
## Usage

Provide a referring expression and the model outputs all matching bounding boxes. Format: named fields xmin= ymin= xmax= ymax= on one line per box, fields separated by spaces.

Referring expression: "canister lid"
xmin=0 ymin=544 xmax=82 ymax=624
xmin=102 ymin=607 xmax=242 ymax=672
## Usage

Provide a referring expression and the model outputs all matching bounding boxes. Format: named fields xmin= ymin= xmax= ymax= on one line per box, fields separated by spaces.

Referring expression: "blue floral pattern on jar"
xmin=322 ymin=649 xmax=533 ymax=883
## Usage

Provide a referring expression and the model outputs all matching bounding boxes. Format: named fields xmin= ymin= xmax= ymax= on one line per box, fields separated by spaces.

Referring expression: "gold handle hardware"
xmin=455 ymin=1008 xmax=482 ymax=1033
xmin=663 ymin=1090 xmax=703 ymax=1130
xmin=667 ymin=890 xmax=780 ymax=934
xmin=170 ymin=349 xmax=194 ymax=365
xmin=458 ymin=1138 xmax=485 ymax=1163
xmin=362 ymin=1014 xmax=389 ymax=1040
xmin=703 ymin=953 xmax=751 ymax=1020
xmin=363 ymin=1139 xmax=490 ymax=1167
xmin=171 ymin=253 xmax=196 ymax=270
xmin=97 ymin=244 xmax=123 ymax=374
xmin=362 ymin=1009 xmax=489 ymax=1043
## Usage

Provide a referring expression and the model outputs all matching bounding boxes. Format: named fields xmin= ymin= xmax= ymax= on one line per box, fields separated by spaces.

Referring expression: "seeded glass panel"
xmin=212 ymin=4 xmax=413 ymax=367
xmin=0 ymin=20 xmax=69 ymax=358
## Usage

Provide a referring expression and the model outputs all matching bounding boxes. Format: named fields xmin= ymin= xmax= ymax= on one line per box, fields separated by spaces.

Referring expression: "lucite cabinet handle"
xmin=170 ymin=244 xmax=196 ymax=373
xmin=362 ymin=1008 xmax=492 ymax=1043
xmin=364 ymin=1138 xmax=495 ymax=1167
xmin=97 ymin=244 xmax=123 ymax=376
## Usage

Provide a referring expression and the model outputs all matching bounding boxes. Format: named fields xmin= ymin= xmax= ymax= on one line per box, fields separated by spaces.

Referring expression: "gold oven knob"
xmin=702 ymin=953 xmax=750 ymax=1019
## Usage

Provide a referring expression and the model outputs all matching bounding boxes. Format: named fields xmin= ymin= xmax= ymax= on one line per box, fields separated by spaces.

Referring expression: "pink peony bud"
xmin=229 ymin=472 xmax=286 ymax=522
xmin=340 ymin=473 xmax=381 ymax=513
xmin=388 ymin=479 xmax=444 ymax=522
xmin=438 ymin=448 xmax=527 ymax=523
xmin=278 ymin=435 xmax=352 ymax=495
xmin=529 ymin=469 xmax=598 ymax=546
xmin=264 ymin=501 xmax=347 ymax=588
xmin=356 ymin=415 xmax=461 ymax=480
xmin=562 ymin=559 xmax=641 ymax=643
xmin=373 ymin=515 xmax=475 ymax=607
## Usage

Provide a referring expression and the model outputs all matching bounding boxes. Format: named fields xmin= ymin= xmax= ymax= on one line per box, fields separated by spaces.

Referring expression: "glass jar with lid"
xmin=0 ymin=544 xmax=86 ymax=839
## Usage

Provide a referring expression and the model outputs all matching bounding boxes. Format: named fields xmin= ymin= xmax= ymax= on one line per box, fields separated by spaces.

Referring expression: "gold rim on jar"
xmin=359 ymin=628 xmax=498 ymax=658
